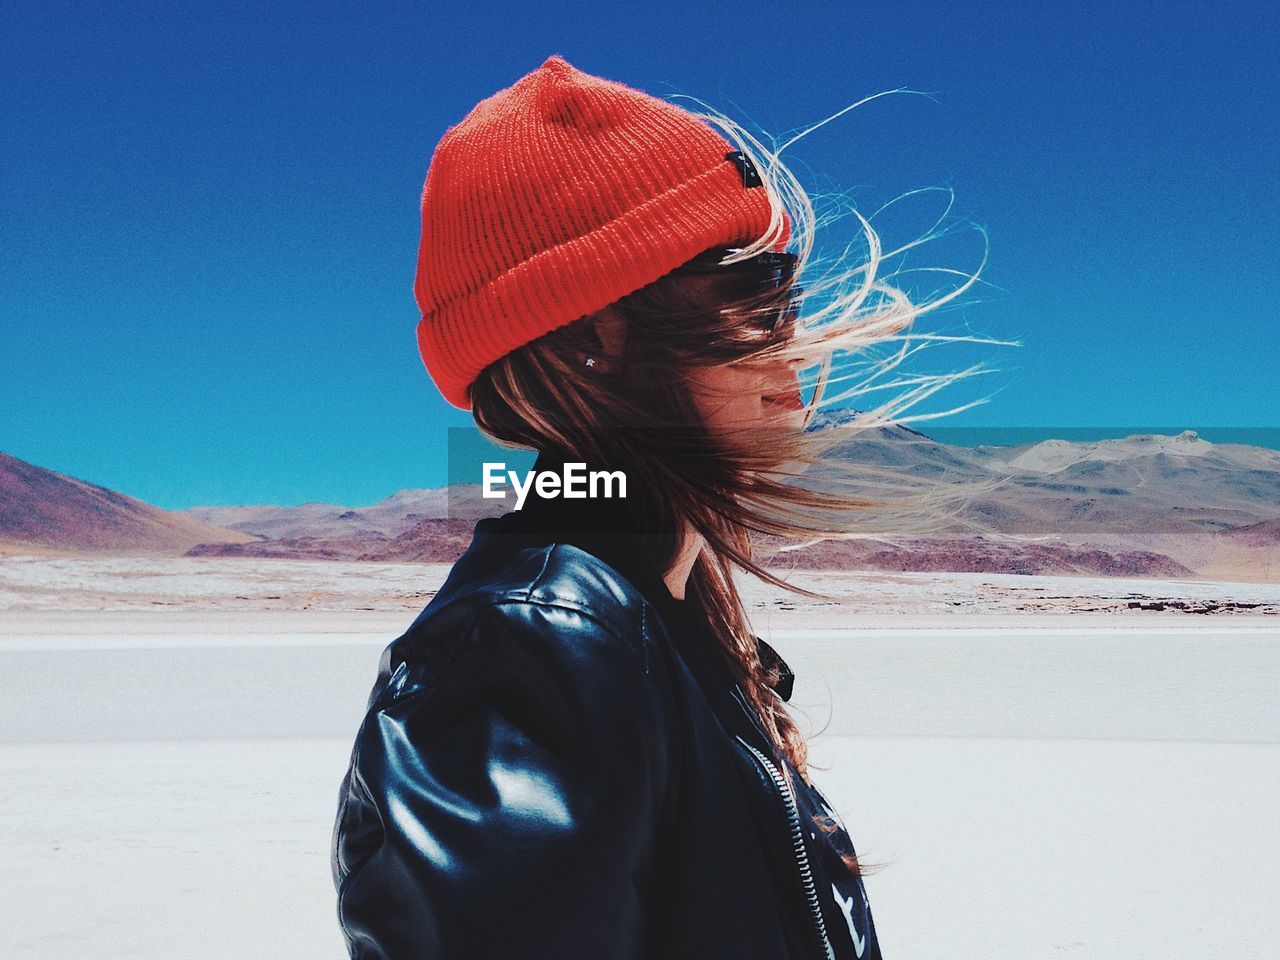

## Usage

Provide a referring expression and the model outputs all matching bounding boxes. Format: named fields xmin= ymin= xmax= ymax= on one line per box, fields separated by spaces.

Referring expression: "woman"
xmin=332 ymin=55 xmax=987 ymax=959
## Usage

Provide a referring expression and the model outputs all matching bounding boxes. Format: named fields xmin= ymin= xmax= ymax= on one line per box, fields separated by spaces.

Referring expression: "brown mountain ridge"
xmin=0 ymin=451 xmax=254 ymax=557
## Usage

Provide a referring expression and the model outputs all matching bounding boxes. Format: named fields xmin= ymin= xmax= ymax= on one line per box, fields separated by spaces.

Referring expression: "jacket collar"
xmin=477 ymin=449 xmax=677 ymax=611
xmin=471 ymin=449 xmax=794 ymax=704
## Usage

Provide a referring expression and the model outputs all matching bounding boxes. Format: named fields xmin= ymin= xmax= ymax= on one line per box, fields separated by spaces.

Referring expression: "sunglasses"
xmin=674 ymin=247 xmax=802 ymax=337
xmin=676 ymin=247 xmax=798 ymax=287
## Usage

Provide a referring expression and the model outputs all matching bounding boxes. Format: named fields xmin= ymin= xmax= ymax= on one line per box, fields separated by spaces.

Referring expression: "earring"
xmin=580 ymin=352 xmax=618 ymax=375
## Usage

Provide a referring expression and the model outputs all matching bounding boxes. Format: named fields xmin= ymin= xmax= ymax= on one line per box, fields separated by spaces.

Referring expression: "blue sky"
xmin=3 ymin=0 xmax=1276 ymax=509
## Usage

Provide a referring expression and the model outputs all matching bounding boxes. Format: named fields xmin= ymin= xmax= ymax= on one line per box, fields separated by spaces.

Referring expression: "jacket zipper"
xmin=734 ymin=729 xmax=836 ymax=960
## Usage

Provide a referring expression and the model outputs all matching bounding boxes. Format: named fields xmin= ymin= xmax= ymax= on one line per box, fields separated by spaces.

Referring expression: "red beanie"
xmin=413 ymin=55 xmax=787 ymax=409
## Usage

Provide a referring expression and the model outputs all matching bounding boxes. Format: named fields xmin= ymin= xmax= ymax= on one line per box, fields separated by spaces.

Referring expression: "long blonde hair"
xmin=470 ymin=94 xmax=1015 ymax=875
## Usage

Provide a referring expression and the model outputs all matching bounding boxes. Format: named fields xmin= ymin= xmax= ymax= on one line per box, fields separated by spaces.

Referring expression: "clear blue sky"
xmin=3 ymin=0 xmax=1276 ymax=509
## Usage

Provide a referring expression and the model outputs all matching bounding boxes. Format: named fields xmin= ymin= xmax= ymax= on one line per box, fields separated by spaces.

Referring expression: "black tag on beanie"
xmin=725 ymin=150 xmax=763 ymax=188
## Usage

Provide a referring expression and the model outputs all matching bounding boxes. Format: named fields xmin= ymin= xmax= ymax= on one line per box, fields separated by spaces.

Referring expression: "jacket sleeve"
xmin=332 ymin=598 xmax=673 ymax=960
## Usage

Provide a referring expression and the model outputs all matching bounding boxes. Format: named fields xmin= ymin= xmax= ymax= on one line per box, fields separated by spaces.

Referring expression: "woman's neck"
xmin=663 ymin=519 xmax=704 ymax=601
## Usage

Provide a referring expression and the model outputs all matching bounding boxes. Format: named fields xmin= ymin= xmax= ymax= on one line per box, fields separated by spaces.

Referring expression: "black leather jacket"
xmin=331 ymin=460 xmax=882 ymax=959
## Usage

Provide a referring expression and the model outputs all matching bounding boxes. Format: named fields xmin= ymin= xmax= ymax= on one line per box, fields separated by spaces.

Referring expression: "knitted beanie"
xmin=413 ymin=55 xmax=787 ymax=409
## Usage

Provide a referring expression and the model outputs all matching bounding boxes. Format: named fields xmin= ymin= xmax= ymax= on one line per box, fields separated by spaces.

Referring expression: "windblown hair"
xmin=470 ymin=97 xmax=1014 ymax=876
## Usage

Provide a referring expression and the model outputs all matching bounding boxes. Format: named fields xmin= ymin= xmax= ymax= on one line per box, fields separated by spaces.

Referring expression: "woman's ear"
xmin=590 ymin=306 xmax=628 ymax=359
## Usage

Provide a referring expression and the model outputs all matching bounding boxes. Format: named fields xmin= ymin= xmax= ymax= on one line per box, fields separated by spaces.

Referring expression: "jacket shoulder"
xmin=500 ymin=540 xmax=655 ymax=635
xmin=446 ymin=540 xmax=649 ymax=635
xmin=377 ymin=542 xmax=659 ymax=702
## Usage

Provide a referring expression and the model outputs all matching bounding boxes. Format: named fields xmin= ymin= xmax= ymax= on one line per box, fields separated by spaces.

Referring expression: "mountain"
xmin=963 ymin=430 xmax=1280 ymax=533
xmin=182 ymin=485 xmax=505 ymax=540
xmin=1221 ymin=517 xmax=1280 ymax=547
xmin=173 ymin=422 xmax=1280 ymax=579
xmin=180 ymin=424 xmax=1280 ymax=544
xmin=0 ymin=452 xmax=254 ymax=556
xmin=1192 ymin=516 xmax=1280 ymax=583
xmin=814 ymin=419 xmax=1280 ymax=534
xmin=8 ymin=422 xmax=1279 ymax=581
xmin=753 ymin=534 xmax=1194 ymax=578
xmin=186 ymin=518 xmax=478 ymax=563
